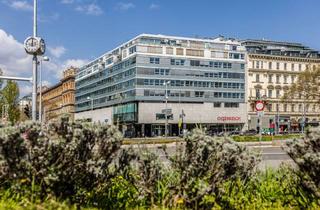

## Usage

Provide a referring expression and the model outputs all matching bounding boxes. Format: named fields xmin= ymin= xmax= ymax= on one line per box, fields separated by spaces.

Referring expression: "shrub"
xmin=286 ymin=127 xmax=320 ymax=199
xmin=158 ymin=128 xmax=261 ymax=208
xmin=220 ymin=165 xmax=319 ymax=209
xmin=0 ymin=120 xmax=133 ymax=204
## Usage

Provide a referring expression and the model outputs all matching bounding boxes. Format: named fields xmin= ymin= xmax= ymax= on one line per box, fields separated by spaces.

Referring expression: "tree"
xmin=283 ymin=65 xmax=320 ymax=103
xmin=0 ymin=68 xmax=4 ymax=120
xmin=0 ymin=68 xmax=3 ymax=89
xmin=1 ymin=81 xmax=20 ymax=124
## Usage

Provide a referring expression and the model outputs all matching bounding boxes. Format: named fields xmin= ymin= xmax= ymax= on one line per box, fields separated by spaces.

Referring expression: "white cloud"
xmin=0 ymin=29 xmax=31 ymax=76
xmin=48 ymin=46 xmax=66 ymax=58
xmin=5 ymin=0 xmax=33 ymax=11
xmin=0 ymin=28 xmax=88 ymax=96
xmin=61 ymin=0 xmax=74 ymax=4
xmin=18 ymin=83 xmax=32 ymax=96
xmin=76 ymin=3 xmax=103 ymax=15
xmin=116 ymin=2 xmax=135 ymax=11
xmin=149 ymin=3 xmax=159 ymax=10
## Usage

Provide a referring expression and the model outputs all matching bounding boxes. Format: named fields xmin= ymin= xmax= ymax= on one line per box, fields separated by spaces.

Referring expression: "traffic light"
xmin=24 ymin=105 xmax=30 ymax=119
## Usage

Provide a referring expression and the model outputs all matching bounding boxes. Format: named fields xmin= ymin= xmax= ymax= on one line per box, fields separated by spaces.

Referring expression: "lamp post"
xmin=163 ymin=81 xmax=170 ymax=137
xmin=39 ymin=56 xmax=49 ymax=123
xmin=276 ymin=94 xmax=281 ymax=135
xmin=302 ymin=100 xmax=306 ymax=133
xmin=87 ymin=97 xmax=93 ymax=111
xmin=23 ymin=0 xmax=46 ymax=121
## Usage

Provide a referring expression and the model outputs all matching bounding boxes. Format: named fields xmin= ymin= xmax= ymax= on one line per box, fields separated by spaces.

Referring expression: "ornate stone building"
xmin=242 ymin=40 xmax=320 ymax=133
xmin=40 ymin=67 xmax=76 ymax=122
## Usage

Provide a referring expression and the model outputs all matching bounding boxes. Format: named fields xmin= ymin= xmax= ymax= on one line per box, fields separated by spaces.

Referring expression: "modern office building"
xmin=75 ymin=34 xmax=247 ymax=137
xmin=242 ymin=39 xmax=320 ymax=132
xmin=40 ymin=67 xmax=76 ymax=122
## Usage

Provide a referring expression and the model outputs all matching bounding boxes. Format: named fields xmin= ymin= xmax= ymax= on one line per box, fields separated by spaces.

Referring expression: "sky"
xmin=0 ymin=0 xmax=320 ymax=96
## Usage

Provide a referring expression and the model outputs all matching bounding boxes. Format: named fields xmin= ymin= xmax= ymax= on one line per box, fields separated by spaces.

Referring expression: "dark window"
xmin=224 ymin=102 xmax=239 ymax=108
xmin=150 ymin=57 xmax=160 ymax=64
xmin=195 ymin=91 xmax=204 ymax=97
xmin=213 ymin=102 xmax=221 ymax=107
xmin=190 ymin=60 xmax=200 ymax=66
xmin=171 ymin=59 xmax=185 ymax=66
xmin=129 ymin=46 xmax=136 ymax=54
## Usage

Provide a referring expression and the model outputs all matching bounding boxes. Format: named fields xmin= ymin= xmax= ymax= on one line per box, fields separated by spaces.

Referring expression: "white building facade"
xmin=243 ymin=40 xmax=320 ymax=133
xmin=75 ymin=34 xmax=248 ymax=137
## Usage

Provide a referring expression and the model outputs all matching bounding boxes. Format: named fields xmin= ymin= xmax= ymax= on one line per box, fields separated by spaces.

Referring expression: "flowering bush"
xmin=286 ymin=127 xmax=320 ymax=199
xmin=0 ymin=119 xmax=131 ymax=203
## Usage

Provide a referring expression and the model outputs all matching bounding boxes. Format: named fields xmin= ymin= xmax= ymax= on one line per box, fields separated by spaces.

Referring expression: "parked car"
xmin=242 ymin=129 xmax=257 ymax=136
xmin=229 ymin=130 xmax=241 ymax=136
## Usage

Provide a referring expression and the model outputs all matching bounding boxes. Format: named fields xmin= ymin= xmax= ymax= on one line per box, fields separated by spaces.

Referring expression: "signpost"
xmin=255 ymin=101 xmax=265 ymax=144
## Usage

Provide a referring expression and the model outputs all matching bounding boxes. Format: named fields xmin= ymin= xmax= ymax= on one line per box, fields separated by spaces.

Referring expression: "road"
xmin=126 ymin=142 xmax=293 ymax=169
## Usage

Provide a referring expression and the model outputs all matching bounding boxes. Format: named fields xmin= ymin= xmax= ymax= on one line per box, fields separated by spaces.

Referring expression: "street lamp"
xmin=39 ymin=56 xmax=49 ymax=123
xmin=163 ymin=81 xmax=170 ymax=137
xmin=87 ymin=96 xmax=93 ymax=110
xmin=276 ymin=94 xmax=281 ymax=135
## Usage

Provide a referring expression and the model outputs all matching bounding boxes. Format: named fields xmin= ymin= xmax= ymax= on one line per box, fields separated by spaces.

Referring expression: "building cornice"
xmin=248 ymin=53 xmax=320 ymax=63
xmin=248 ymin=68 xmax=302 ymax=74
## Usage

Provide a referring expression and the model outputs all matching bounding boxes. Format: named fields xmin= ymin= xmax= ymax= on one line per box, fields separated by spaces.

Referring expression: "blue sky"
xmin=0 ymin=0 xmax=319 ymax=95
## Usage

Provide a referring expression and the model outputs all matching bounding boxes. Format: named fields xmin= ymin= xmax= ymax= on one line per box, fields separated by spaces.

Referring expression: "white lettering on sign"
xmin=217 ymin=116 xmax=241 ymax=121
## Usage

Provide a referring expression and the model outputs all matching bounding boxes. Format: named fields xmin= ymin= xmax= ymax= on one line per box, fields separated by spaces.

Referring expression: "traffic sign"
xmin=255 ymin=101 xmax=265 ymax=111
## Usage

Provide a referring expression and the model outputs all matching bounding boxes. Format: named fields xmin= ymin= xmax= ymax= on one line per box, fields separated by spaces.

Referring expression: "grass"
xmin=123 ymin=138 xmax=181 ymax=145
xmin=232 ymin=134 xmax=302 ymax=142
xmin=123 ymin=134 xmax=302 ymax=144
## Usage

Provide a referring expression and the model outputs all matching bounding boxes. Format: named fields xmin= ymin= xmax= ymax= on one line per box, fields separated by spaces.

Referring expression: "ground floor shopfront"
xmin=127 ymin=123 xmax=244 ymax=137
xmin=75 ymin=101 xmax=247 ymax=137
xmin=248 ymin=112 xmax=320 ymax=133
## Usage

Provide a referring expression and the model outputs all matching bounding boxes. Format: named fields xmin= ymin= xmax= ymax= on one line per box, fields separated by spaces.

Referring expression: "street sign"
xmin=255 ymin=101 xmax=265 ymax=111
xmin=156 ymin=113 xmax=173 ymax=120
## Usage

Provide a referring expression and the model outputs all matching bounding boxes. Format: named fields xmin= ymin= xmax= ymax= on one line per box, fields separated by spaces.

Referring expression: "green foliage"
xmin=0 ymin=80 xmax=20 ymax=125
xmin=0 ymin=120 xmax=132 ymax=204
xmin=283 ymin=65 xmax=320 ymax=103
xmin=156 ymin=128 xmax=261 ymax=208
xmin=286 ymin=127 xmax=320 ymax=199
xmin=220 ymin=166 xmax=319 ymax=209
xmin=232 ymin=134 xmax=302 ymax=142
xmin=0 ymin=123 xmax=319 ymax=209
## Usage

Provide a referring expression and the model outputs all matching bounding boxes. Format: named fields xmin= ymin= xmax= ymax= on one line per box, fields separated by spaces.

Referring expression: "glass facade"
xmin=75 ymin=34 xmax=246 ymax=124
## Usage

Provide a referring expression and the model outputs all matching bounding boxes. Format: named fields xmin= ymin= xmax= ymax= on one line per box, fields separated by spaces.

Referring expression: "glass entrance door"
xmin=151 ymin=125 xmax=167 ymax=137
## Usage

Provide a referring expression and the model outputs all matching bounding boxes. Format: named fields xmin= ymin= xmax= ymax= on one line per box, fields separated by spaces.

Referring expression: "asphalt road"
xmin=126 ymin=143 xmax=293 ymax=170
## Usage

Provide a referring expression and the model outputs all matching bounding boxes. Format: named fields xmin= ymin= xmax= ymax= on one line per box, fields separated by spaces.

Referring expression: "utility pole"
xmin=163 ymin=81 xmax=170 ymax=137
xmin=39 ymin=56 xmax=49 ymax=123
xmin=24 ymin=0 xmax=46 ymax=122
xmin=31 ymin=0 xmax=38 ymax=121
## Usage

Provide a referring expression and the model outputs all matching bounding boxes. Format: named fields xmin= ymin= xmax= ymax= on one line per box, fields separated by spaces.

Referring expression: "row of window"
xmin=76 ymin=90 xmax=136 ymax=109
xmin=76 ymin=79 xmax=135 ymax=102
xmin=77 ymin=68 xmax=136 ymax=95
xmin=141 ymin=79 xmax=244 ymax=89
xmin=143 ymin=89 xmax=244 ymax=99
xmin=253 ymin=60 xmax=303 ymax=71
xmin=149 ymin=57 xmax=244 ymax=70
xmin=255 ymin=73 xmax=296 ymax=84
